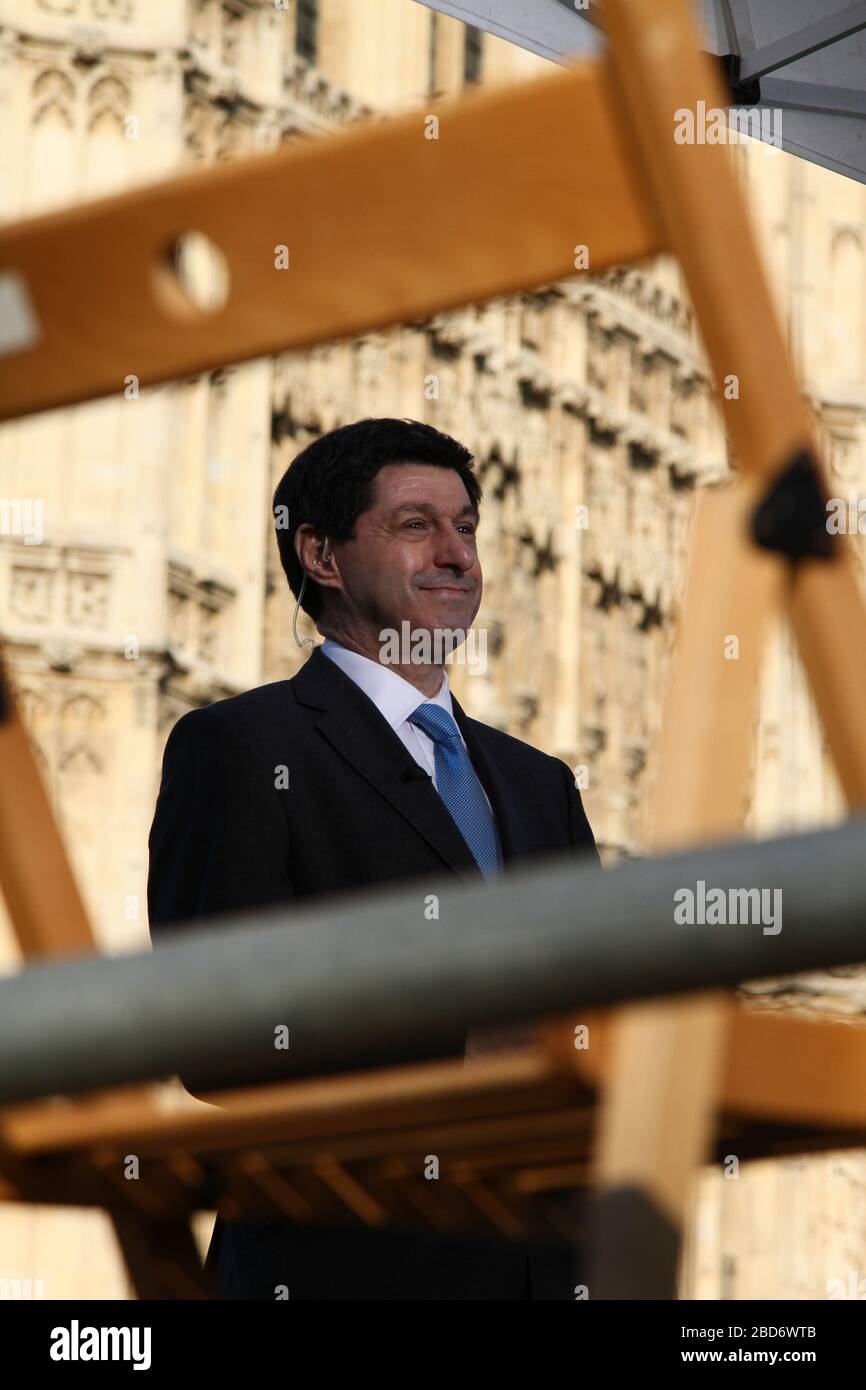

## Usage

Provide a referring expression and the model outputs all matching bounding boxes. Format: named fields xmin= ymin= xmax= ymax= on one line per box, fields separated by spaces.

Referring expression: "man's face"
xmin=328 ymin=463 xmax=482 ymax=643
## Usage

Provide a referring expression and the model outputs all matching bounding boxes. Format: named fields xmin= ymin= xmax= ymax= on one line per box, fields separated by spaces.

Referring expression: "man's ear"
xmin=294 ymin=524 xmax=326 ymax=570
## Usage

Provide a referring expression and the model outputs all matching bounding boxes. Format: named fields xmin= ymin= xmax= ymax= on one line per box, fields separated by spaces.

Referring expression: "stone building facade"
xmin=0 ymin=0 xmax=864 ymax=1299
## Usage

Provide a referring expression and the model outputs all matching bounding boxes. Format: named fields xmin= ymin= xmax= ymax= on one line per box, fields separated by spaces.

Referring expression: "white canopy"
xmin=417 ymin=0 xmax=866 ymax=186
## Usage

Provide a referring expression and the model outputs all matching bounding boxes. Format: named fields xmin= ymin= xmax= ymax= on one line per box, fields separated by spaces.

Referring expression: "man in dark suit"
xmin=148 ymin=417 xmax=599 ymax=1299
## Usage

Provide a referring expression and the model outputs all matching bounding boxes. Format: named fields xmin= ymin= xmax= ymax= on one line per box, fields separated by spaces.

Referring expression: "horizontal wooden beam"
xmin=555 ymin=1004 xmax=866 ymax=1131
xmin=0 ymin=59 xmax=660 ymax=422
xmin=0 ymin=1053 xmax=566 ymax=1156
xmin=7 ymin=1002 xmax=866 ymax=1159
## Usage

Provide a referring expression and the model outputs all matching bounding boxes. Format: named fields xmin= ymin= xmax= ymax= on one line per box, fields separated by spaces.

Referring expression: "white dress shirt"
xmin=319 ymin=636 xmax=494 ymax=815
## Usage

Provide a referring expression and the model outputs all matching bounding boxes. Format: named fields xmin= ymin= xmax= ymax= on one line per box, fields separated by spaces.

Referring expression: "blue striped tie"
xmin=407 ymin=703 xmax=503 ymax=879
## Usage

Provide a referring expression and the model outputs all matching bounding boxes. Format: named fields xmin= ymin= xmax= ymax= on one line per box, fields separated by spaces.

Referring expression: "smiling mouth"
xmin=423 ymin=585 xmax=472 ymax=593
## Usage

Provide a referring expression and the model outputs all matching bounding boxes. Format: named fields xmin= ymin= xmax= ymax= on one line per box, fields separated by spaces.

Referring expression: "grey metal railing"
xmin=0 ymin=815 xmax=864 ymax=1104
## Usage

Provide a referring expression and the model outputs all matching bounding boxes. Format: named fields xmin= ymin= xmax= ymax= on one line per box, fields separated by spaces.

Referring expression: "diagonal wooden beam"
xmin=0 ymin=59 xmax=661 ymax=423
xmin=638 ymin=479 xmax=786 ymax=848
xmin=788 ymin=553 xmax=866 ymax=806
xmin=585 ymin=0 xmax=866 ymax=1299
xmin=0 ymin=650 xmax=94 ymax=958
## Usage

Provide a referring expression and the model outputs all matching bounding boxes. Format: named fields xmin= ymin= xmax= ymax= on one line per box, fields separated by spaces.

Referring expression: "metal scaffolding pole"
xmin=0 ymin=815 xmax=864 ymax=1105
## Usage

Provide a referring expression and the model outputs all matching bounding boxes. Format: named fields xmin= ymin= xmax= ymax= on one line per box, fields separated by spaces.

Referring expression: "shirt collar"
xmin=320 ymin=636 xmax=454 ymax=732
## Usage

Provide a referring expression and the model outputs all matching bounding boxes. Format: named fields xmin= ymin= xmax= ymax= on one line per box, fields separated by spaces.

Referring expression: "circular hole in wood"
xmin=152 ymin=229 xmax=230 ymax=320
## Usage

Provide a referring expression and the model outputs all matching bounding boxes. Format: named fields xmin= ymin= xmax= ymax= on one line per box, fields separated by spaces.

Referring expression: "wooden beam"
xmin=638 ymin=479 xmax=786 ymax=849
xmin=723 ymin=1009 xmax=866 ymax=1129
xmin=788 ymin=553 xmax=866 ymax=809
xmin=551 ymin=1005 xmax=866 ymax=1132
xmin=0 ymin=651 xmax=95 ymax=958
xmin=0 ymin=59 xmax=661 ymax=422
xmin=585 ymin=0 xmax=815 ymax=1297
xmin=0 ymin=1051 xmax=563 ymax=1156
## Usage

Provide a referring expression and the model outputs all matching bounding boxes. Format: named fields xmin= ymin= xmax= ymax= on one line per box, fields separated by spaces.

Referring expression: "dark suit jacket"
xmin=148 ymin=643 xmax=600 ymax=1299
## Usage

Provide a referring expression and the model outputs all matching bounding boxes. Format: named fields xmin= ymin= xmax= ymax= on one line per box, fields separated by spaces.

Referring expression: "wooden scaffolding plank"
xmin=0 ymin=58 xmax=661 ymax=423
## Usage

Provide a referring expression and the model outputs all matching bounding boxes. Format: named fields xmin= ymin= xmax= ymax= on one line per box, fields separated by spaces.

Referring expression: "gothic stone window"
xmin=464 ymin=25 xmax=484 ymax=85
xmin=296 ymin=0 xmax=318 ymax=65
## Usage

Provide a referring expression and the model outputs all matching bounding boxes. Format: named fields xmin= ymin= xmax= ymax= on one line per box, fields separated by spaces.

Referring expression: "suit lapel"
xmin=291 ymin=646 xmax=482 ymax=883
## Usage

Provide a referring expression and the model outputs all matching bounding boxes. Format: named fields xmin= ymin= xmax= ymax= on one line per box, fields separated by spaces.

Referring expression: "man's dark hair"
xmin=272 ymin=417 xmax=482 ymax=622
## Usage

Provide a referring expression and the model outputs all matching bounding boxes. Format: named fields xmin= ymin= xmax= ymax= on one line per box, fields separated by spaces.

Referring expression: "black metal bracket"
xmin=717 ymin=53 xmax=761 ymax=108
xmin=750 ymin=449 xmax=835 ymax=561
